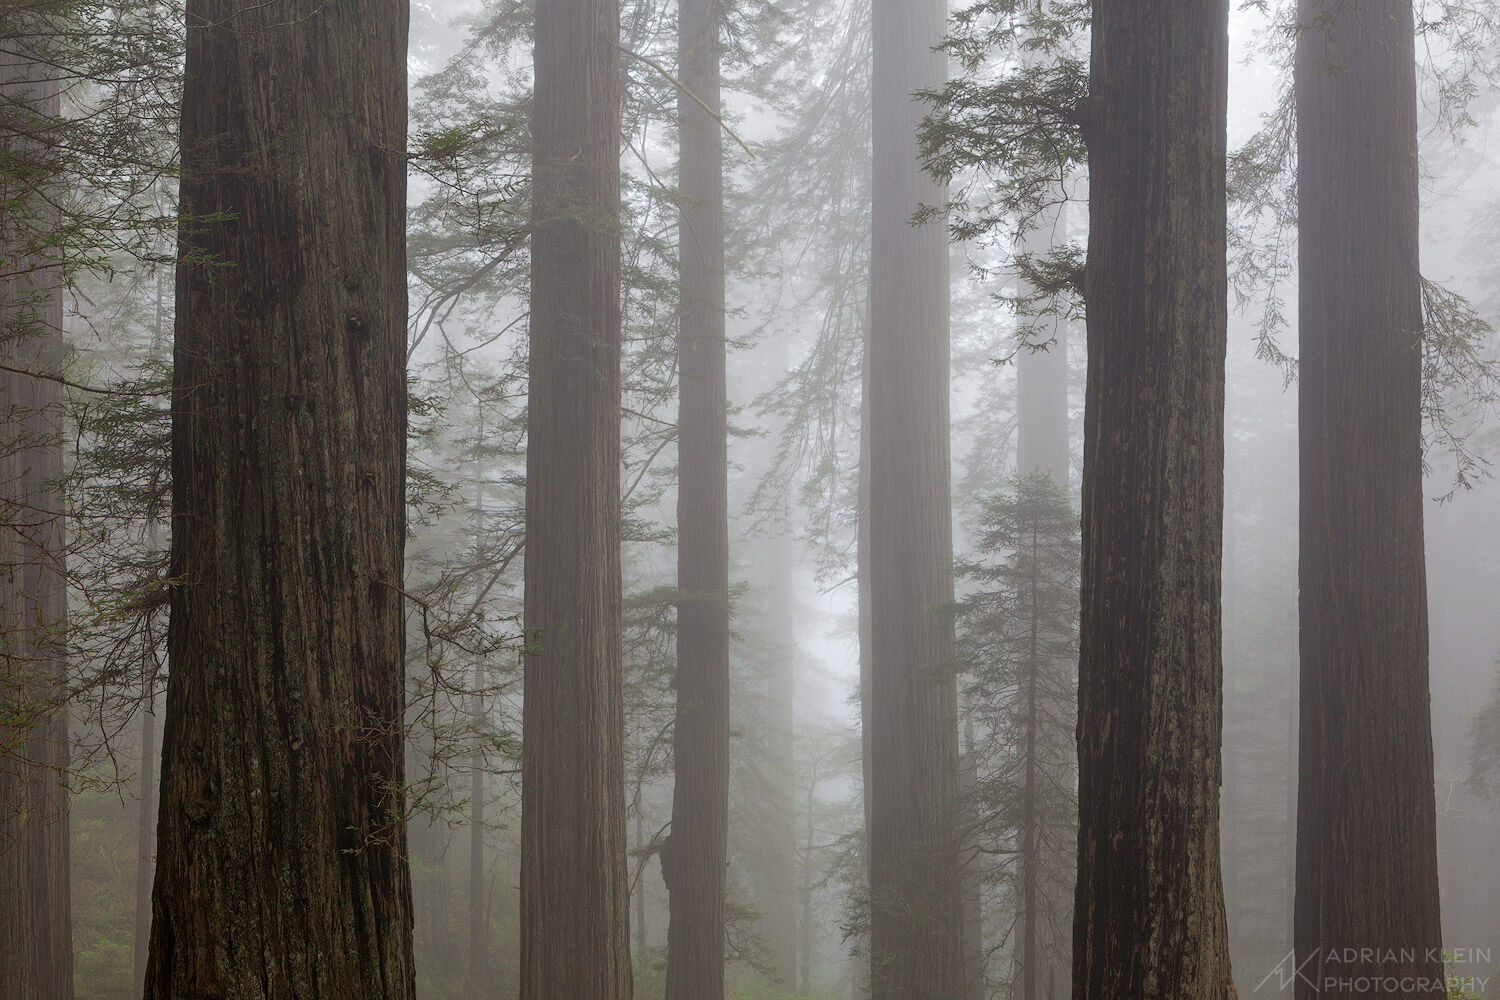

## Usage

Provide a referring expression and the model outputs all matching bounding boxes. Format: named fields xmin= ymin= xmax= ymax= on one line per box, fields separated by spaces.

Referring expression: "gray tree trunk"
xmin=1294 ymin=2 xmax=1444 ymax=994
xmin=0 ymin=35 xmax=73 ymax=1000
xmin=866 ymin=0 xmax=966 ymax=991
xmin=144 ymin=1 xmax=415 ymax=995
xmin=521 ymin=0 xmax=632 ymax=987
xmin=764 ymin=532 xmax=799 ymax=989
xmin=662 ymin=0 xmax=731 ymax=989
xmin=1073 ymin=0 xmax=1233 ymax=995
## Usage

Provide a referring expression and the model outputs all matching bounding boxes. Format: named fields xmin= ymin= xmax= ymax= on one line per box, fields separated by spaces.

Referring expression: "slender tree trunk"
xmin=1015 ymin=202 xmax=1069 ymax=487
xmin=0 ymin=36 xmax=72 ymax=1000
xmin=960 ymin=716 xmax=983 ymax=999
xmin=134 ymin=689 xmax=156 ymax=996
xmin=521 ymin=0 xmax=631 ymax=986
xmin=663 ymin=0 xmax=730 ymax=990
xmin=469 ymin=659 xmax=486 ymax=999
xmin=867 ymin=0 xmax=965 ymax=991
xmin=144 ymin=1 xmax=414 ymax=995
xmin=1020 ymin=517 xmax=1040 ymax=1000
xmin=800 ymin=768 xmax=818 ymax=994
xmin=1015 ymin=198 xmax=1072 ymax=1000
xmin=1294 ymin=2 xmax=1443 ymax=995
xmin=1073 ymin=0 xmax=1232 ymax=995
xmin=764 ymin=532 xmax=800 ymax=989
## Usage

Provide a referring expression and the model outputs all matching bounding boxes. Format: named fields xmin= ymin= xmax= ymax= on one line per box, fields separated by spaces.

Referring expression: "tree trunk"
xmin=960 ymin=717 xmax=983 ymax=999
xmin=0 ymin=36 xmax=73 ymax=1000
xmin=866 ymin=0 xmax=965 ymax=990
xmin=521 ymin=0 xmax=632 ymax=987
xmin=144 ymin=1 xmax=415 ymax=995
xmin=1073 ymin=0 xmax=1232 ymax=995
xmin=763 ymin=532 xmax=799 ymax=989
xmin=469 ymin=660 xmax=486 ymax=999
xmin=663 ymin=0 xmax=730 ymax=991
xmin=134 ymin=690 xmax=156 ymax=996
xmin=1015 ymin=202 xmax=1069 ymax=487
xmin=1015 ymin=195 xmax=1072 ymax=1000
xmin=1294 ymin=2 xmax=1444 ymax=995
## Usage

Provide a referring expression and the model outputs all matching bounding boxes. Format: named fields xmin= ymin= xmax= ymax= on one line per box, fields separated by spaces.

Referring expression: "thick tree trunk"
xmin=1073 ymin=1 xmax=1232 ymax=996
xmin=0 ymin=38 xmax=72 ymax=1000
xmin=866 ymin=0 xmax=965 ymax=992
xmin=662 ymin=0 xmax=730 ymax=991
xmin=144 ymin=2 xmax=414 ymax=996
xmin=521 ymin=0 xmax=632 ymax=988
xmin=1294 ymin=3 xmax=1444 ymax=996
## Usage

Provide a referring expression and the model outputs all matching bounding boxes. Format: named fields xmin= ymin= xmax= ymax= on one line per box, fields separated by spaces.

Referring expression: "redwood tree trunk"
xmin=662 ymin=0 xmax=730 ymax=991
xmin=0 ymin=37 xmax=72 ymax=1000
xmin=1073 ymin=0 xmax=1232 ymax=995
xmin=1294 ymin=2 xmax=1444 ymax=995
xmin=866 ymin=0 xmax=965 ymax=991
xmin=144 ymin=1 xmax=415 ymax=996
xmin=521 ymin=0 xmax=632 ymax=987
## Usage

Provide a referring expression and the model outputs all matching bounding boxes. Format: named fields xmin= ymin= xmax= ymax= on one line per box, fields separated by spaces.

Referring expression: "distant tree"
xmin=1294 ymin=2 xmax=1444 ymax=993
xmin=662 ymin=0 xmax=731 ymax=989
xmin=144 ymin=0 xmax=416 ymax=995
xmin=1466 ymin=659 xmax=1500 ymax=801
xmin=1072 ymin=0 xmax=1233 ymax=995
xmin=865 ymin=0 xmax=967 ymax=994
xmin=0 ymin=27 xmax=73 ymax=1000
xmin=520 ymin=0 xmax=633 ymax=988
xmin=957 ymin=474 xmax=1077 ymax=1000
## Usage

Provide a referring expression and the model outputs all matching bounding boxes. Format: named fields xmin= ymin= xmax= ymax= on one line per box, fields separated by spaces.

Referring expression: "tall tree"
xmin=1013 ymin=192 xmax=1072 ymax=1000
xmin=521 ymin=0 xmax=632 ymax=986
xmin=662 ymin=0 xmax=730 ymax=991
xmin=0 ymin=31 xmax=73 ymax=1000
xmin=762 ymin=532 xmax=800 ymax=988
xmin=1072 ymin=0 xmax=1233 ymax=995
xmin=866 ymin=0 xmax=966 ymax=993
xmin=958 ymin=476 xmax=1078 ymax=1000
xmin=144 ymin=0 xmax=415 ymax=995
xmin=1294 ymin=1 xmax=1444 ymax=994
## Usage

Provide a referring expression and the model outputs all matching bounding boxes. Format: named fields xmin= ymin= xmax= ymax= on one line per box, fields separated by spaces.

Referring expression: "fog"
xmin=5 ymin=0 xmax=1500 ymax=998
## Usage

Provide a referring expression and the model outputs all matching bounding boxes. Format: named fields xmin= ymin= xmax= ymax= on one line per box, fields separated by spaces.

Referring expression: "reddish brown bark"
xmin=1294 ymin=3 xmax=1444 ymax=995
xmin=145 ymin=1 xmax=415 ymax=996
xmin=0 ymin=37 xmax=72 ymax=1000
xmin=866 ymin=0 xmax=966 ymax=992
xmin=1073 ymin=0 xmax=1233 ymax=995
xmin=520 ymin=0 xmax=632 ymax=987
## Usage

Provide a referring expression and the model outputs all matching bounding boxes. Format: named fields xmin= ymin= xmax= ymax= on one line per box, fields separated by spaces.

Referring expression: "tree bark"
xmin=763 ymin=532 xmax=799 ymax=988
xmin=469 ymin=660 xmax=486 ymax=1000
xmin=1294 ymin=2 xmax=1444 ymax=995
xmin=134 ymin=690 xmax=156 ymax=997
xmin=1073 ymin=0 xmax=1232 ymax=995
xmin=1015 ymin=202 xmax=1069 ymax=487
xmin=521 ymin=0 xmax=632 ymax=987
xmin=1015 ymin=194 xmax=1072 ymax=1000
xmin=662 ymin=0 xmax=730 ymax=991
xmin=0 ymin=36 xmax=72 ymax=1000
xmin=144 ymin=1 xmax=415 ymax=996
xmin=866 ymin=0 xmax=965 ymax=991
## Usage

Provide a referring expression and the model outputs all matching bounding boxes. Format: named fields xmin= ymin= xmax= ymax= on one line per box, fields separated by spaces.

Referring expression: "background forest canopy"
xmin=6 ymin=0 xmax=1500 ymax=998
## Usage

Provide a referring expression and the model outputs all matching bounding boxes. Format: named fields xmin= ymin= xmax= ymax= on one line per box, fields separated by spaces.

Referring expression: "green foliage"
xmin=1465 ymin=658 xmax=1500 ymax=800
xmin=917 ymin=0 xmax=1087 ymax=269
xmin=956 ymin=473 xmax=1080 ymax=992
xmin=69 ymin=786 xmax=140 ymax=1000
